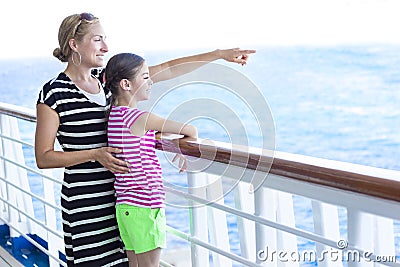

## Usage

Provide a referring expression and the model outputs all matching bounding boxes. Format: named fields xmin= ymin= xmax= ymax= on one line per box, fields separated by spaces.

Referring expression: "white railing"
xmin=0 ymin=102 xmax=399 ymax=267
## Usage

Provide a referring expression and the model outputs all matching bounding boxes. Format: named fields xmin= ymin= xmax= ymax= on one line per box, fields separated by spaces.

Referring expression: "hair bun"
xmin=53 ymin=47 xmax=67 ymax=62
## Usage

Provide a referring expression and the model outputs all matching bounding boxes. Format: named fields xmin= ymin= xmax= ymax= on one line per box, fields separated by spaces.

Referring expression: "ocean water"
xmin=1 ymin=45 xmax=399 ymax=266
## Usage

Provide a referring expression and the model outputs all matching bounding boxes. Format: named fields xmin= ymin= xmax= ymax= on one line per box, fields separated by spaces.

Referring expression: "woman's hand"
xmin=217 ymin=48 xmax=256 ymax=65
xmin=93 ymin=147 xmax=130 ymax=174
xmin=172 ymin=153 xmax=187 ymax=173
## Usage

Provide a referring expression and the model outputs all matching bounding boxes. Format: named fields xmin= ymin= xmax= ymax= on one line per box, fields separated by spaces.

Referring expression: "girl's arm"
xmin=131 ymin=112 xmax=196 ymax=173
xmin=35 ymin=104 xmax=129 ymax=173
xmin=149 ymin=48 xmax=256 ymax=83
xmin=131 ymin=112 xmax=197 ymax=138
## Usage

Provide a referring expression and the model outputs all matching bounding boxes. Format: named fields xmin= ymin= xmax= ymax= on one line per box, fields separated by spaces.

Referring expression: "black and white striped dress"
xmin=37 ymin=72 xmax=129 ymax=266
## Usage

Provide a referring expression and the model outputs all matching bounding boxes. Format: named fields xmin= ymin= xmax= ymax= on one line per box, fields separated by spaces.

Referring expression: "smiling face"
xmin=73 ymin=23 xmax=108 ymax=68
xmin=105 ymin=53 xmax=149 ymax=107
xmin=129 ymin=62 xmax=153 ymax=102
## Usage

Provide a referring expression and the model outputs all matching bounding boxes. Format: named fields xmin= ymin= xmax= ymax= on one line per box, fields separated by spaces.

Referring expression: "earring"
xmin=71 ymin=51 xmax=82 ymax=66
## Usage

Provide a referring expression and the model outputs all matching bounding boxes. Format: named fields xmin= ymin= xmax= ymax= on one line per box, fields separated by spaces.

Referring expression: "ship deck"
xmin=0 ymin=247 xmax=23 ymax=267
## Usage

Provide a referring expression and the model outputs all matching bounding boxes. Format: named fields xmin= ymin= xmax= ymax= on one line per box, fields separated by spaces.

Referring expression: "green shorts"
xmin=116 ymin=204 xmax=166 ymax=254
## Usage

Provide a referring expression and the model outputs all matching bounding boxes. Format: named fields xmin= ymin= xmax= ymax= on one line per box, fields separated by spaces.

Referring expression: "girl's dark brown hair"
xmin=104 ymin=53 xmax=145 ymax=117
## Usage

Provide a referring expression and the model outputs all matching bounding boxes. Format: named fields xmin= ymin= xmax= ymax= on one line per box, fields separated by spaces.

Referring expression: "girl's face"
xmin=75 ymin=23 xmax=108 ymax=68
xmin=131 ymin=63 xmax=153 ymax=101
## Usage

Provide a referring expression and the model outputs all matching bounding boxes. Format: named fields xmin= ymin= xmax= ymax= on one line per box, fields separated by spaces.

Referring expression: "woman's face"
xmin=75 ymin=23 xmax=108 ymax=68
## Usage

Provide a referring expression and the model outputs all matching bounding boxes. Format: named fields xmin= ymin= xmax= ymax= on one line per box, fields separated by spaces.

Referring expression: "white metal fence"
xmin=0 ymin=102 xmax=399 ymax=267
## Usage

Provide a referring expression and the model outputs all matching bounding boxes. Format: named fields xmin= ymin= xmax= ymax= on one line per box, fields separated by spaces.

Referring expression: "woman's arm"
xmin=149 ymin=48 xmax=256 ymax=83
xmin=35 ymin=104 xmax=129 ymax=173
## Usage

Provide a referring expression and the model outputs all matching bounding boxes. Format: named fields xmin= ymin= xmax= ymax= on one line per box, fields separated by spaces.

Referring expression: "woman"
xmin=35 ymin=12 xmax=255 ymax=266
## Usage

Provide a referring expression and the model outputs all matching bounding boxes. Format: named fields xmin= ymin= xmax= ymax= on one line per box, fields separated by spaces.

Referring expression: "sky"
xmin=1 ymin=0 xmax=400 ymax=59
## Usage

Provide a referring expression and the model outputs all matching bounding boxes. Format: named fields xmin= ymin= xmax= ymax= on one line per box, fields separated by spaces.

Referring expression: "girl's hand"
xmin=172 ymin=153 xmax=187 ymax=173
xmin=93 ymin=147 xmax=130 ymax=174
xmin=218 ymin=48 xmax=256 ymax=66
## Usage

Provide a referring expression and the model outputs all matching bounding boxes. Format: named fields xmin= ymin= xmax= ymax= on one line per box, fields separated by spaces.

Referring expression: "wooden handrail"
xmin=1 ymin=102 xmax=400 ymax=203
xmin=156 ymin=136 xmax=400 ymax=203
xmin=270 ymin=153 xmax=400 ymax=202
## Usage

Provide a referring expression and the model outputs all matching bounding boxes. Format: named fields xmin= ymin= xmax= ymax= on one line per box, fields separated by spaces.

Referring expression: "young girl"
xmin=105 ymin=53 xmax=197 ymax=267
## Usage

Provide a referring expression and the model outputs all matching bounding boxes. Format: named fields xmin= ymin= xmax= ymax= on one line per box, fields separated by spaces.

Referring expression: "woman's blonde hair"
xmin=53 ymin=13 xmax=99 ymax=62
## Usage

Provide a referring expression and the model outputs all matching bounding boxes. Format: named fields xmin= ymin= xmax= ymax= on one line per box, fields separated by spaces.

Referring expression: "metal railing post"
xmin=347 ymin=209 xmax=374 ymax=267
xmin=206 ymin=173 xmax=231 ymax=267
xmin=188 ymin=172 xmax=209 ymax=267
xmin=311 ymin=201 xmax=342 ymax=267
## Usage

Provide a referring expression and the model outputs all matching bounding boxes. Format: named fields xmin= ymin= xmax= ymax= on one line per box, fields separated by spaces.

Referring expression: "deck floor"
xmin=0 ymin=246 xmax=23 ymax=267
xmin=0 ymin=247 xmax=190 ymax=267
xmin=0 ymin=257 xmax=10 ymax=267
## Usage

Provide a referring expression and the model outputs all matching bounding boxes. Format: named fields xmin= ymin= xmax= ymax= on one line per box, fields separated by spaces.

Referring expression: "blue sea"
xmin=1 ymin=45 xmax=399 ymax=266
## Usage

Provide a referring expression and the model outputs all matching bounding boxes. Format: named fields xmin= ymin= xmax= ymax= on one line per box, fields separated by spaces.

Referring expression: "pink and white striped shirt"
xmin=107 ymin=106 xmax=165 ymax=208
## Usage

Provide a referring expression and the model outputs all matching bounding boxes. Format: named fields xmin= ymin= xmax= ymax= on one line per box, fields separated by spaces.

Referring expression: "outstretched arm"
xmin=149 ymin=48 xmax=256 ymax=83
